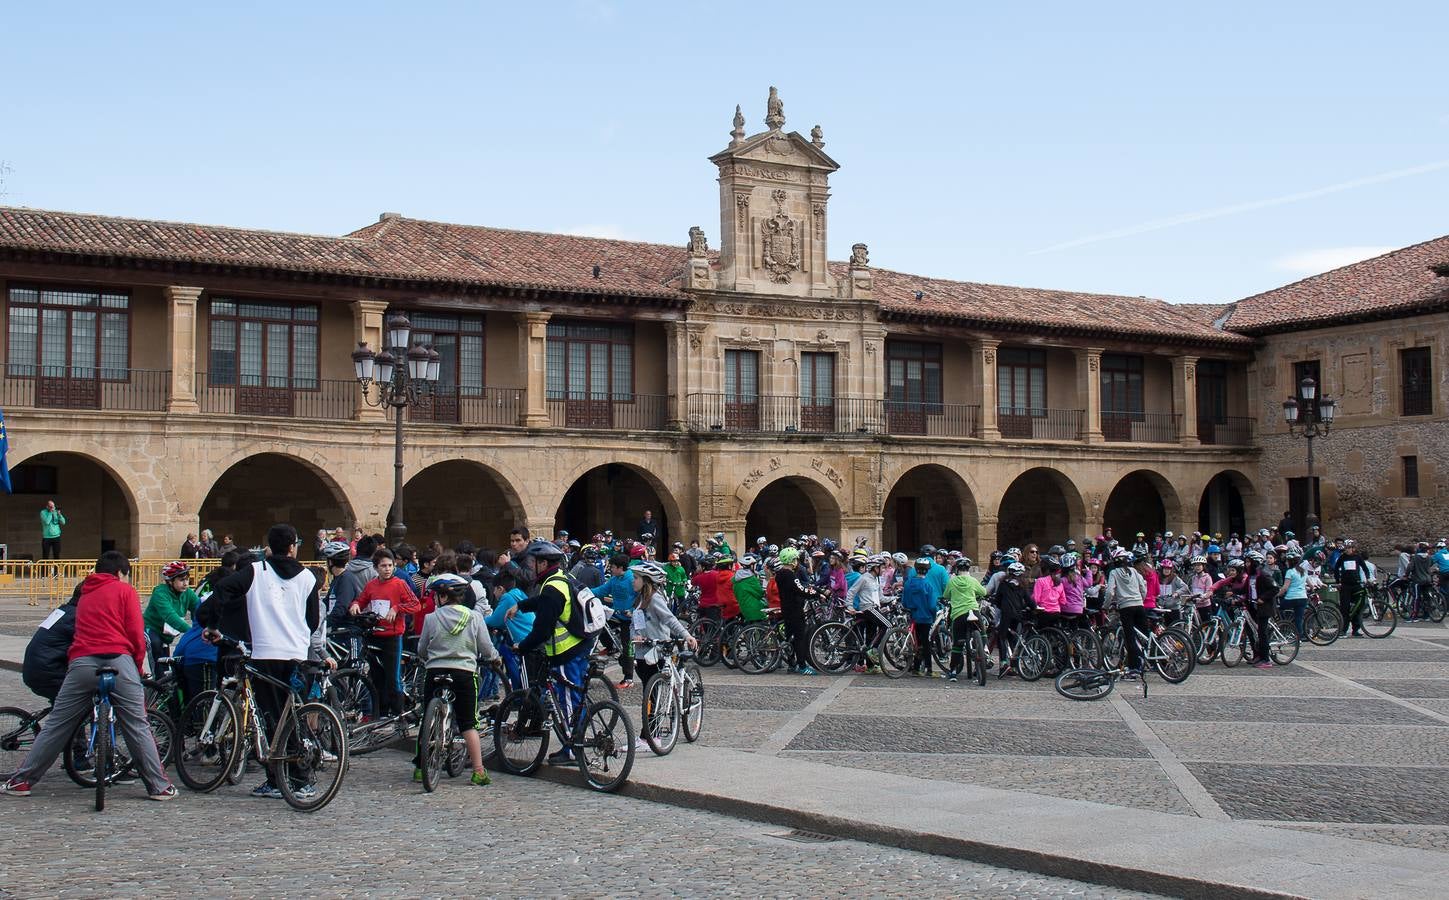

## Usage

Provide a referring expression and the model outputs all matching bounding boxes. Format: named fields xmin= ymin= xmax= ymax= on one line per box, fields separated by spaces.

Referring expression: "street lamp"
xmin=1282 ymin=375 xmax=1336 ymax=477
xmin=352 ymin=311 xmax=440 ymax=547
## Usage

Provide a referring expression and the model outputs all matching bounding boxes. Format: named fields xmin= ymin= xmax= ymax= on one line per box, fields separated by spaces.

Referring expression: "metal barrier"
xmin=3 ymin=559 xmax=224 ymax=607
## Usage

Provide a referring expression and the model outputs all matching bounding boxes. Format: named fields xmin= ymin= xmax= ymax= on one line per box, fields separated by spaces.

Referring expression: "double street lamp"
xmin=352 ymin=312 xmax=440 ymax=547
xmin=1282 ymin=375 xmax=1336 ymax=477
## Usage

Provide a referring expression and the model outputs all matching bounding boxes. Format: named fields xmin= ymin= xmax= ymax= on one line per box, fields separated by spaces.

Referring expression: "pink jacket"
xmin=1032 ymin=576 xmax=1064 ymax=614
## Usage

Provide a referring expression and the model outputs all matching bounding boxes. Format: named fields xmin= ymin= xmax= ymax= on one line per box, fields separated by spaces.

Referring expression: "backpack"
xmin=554 ymin=572 xmax=609 ymax=637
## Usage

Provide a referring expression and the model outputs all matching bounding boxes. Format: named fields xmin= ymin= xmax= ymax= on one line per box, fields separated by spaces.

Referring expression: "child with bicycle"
xmin=414 ymin=574 xmax=502 ymax=787
xmin=943 ymin=557 xmax=986 ymax=682
xmin=629 ymin=561 xmax=697 ymax=752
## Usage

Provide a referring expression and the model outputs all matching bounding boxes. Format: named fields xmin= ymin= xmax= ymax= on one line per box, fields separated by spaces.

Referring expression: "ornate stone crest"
xmin=849 ymin=243 xmax=869 ymax=269
xmin=760 ymin=189 xmax=800 ymax=283
xmin=687 ymin=226 xmax=708 ymax=257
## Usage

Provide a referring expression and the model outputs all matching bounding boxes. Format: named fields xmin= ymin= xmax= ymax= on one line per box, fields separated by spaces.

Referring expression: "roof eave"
xmin=879 ymin=306 xmax=1254 ymax=349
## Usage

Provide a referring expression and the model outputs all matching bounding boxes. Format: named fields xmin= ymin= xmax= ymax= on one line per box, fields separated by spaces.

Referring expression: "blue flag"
xmin=0 ymin=407 xmax=11 ymax=494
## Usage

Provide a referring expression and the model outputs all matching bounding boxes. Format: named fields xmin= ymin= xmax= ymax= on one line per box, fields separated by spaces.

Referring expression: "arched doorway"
xmin=883 ymin=464 xmax=977 ymax=554
xmin=1199 ymin=470 xmax=1252 ymax=539
xmin=1103 ymin=470 xmax=1179 ymax=540
xmin=200 ymin=453 xmax=354 ymax=554
xmin=0 ymin=451 xmax=138 ymax=558
xmin=555 ymin=463 xmax=675 ymax=547
xmin=997 ymin=468 xmax=1084 ymax=550
xmin=404 ymin=460 xmax=524 ymax=552
xmin=745 ymin=475 xmax=843 ymax=545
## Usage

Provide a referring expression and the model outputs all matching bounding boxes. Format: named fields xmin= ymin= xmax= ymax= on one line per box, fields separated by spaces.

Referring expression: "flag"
xmin=0 ymin=406 xmax=11 ymax=494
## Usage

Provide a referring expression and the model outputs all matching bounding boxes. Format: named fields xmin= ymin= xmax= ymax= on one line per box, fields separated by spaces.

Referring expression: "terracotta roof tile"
xmin=1227 ymin=236 xmax=1449 ymax=332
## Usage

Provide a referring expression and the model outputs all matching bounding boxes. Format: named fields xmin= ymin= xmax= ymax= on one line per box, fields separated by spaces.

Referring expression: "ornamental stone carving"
xmin=983 ymin=348 xmax=995 ymax=364
xmin=810 ymin=125 xmax=824 ymax=148
xmin=765 ymin=86 xmax=785 ymax=131
xmin=761 ymin=189 xmax=801 ymax=283
xmin=730 ymin=104 xmax=746 ymax=145
xmin=849 ymin=243 xmax=869 ymax=269
xmin=735 ymin=194 xmax=751 ymax=230
xmin=687 ymin=226 xmax=708 ymax=257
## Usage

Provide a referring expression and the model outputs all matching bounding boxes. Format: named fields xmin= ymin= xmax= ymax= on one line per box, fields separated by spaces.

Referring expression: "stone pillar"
xmin=165 ymin=286 xmax=203 ymax=413
xmin=1173 ymin=355 xmax=1200 ymax=446
xmin=840 ymin=516 xmax=883 ymax=553
xmin=351 ymin=300 xmax=389 ymax=423
xmin=663 ymin=321 xmax=688 ymax=430
xmin=516 ymin=311 xmax=551 ymax=428
xmin=525 ymin=516 xmax=557 ymax=542
xmin=975 ymin=516 xmax=998 ymax=566
xmin=1077 ymin=347 xmax=1104 ymax=444
xmin=976 ymin=338 xmax=1000 ymax=439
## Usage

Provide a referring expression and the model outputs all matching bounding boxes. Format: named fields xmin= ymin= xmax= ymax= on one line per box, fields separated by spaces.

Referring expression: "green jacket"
xmin=144 ymin=583 xmax=198 ymax=639
xmin=943 ymin=573 xmax=986 ymax=619
xmin=733 ymin=572 xmax=766 ymax=621
xmin=40 ymin=509 xmax=66 ymax=539
xmin=664 ymin=562 xmax=688 ymax=600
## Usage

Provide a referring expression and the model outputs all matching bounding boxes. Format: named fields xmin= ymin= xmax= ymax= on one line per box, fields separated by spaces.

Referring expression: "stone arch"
xmin=199 ymin=452 xmax=358 ymax=553
xmin=743 ymin=472 xmax=844 ymax=545
xmin=882 ymin=463 xmax=980 ymax=554
xmin=1 ymin=449 xmax=144 ymax=558
xmin=1198 ymin=469 xmax=1257 ymax=540
xmin=554 ymin=461 xmax=683 ymax=548
xmin=403 ymin=459 xmax=527 ymax=551
xmin=996 ymin=466 xmax=1087 ymax=550
xmin=1102 ymin=469 xmax=1182 ymax=541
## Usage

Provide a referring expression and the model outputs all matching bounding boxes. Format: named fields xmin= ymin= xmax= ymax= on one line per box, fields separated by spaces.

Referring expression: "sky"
xmin=2 ymin=1 xmax=1446 ymax=304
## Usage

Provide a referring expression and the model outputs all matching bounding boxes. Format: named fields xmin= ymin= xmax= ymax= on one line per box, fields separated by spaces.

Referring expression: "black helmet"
xmin=523 ymin=539 xmax=564 ymax=562
xmin=920 ymin=544 xmax=937 ymax=556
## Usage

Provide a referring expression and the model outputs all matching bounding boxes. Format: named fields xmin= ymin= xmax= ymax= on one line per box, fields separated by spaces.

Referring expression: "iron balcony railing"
xmin=546 ymin=393 xmax=671 ymax=431
xmin=196 ymin=372 xmax=355 ymax=421
xmin=1 ymin=366 xmax=171 ymax=412
xmin=884 ymin=401 xmax=980 ymax=437
xmin=687 ymin=393 xmax=884 ymax=435
xmin=1102 ymin=411 xmax=1181 ymax=444
xmin=996 ymin=406 xmax=1084 ymax=441
xmin=1197 ymin=415 xmax=1254 ymax=445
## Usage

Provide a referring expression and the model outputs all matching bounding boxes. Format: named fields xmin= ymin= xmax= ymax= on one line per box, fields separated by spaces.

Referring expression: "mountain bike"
xmin=1100 ymin=611 xmax=1195 ymax=682
xmin=1348 ymin=583 xmax=1398 ymax=638
xmin=84 ymin=666 xmax=119 ymax=811
xmin=808 ymin=603 xmax=905 ymax=675
xmin=493 ymin=660 xmax=635 ymax=792
xmin=638 ymin=639 xmax=704 ymax=755
xmin=63 ymin=702 xmax=176 ymax=790
xmin=0 ymin=705 xmax=45 ymax=777
xmin=1054 ymin=662 xmax=1150 ymax=701
xmin=733 ymin=611 xmax=797 ymax=674
xmin=418 ymin=670 xmax=473 ymax=792
xmin=1220 ymin=602 xmax=1300 ymax=666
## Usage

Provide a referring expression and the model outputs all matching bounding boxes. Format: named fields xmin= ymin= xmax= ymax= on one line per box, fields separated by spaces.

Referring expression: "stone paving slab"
xmin=1189 ymin=763 xmax=1449 ymax=825
xmin=1265 ymin=822 xmax=1449 ymax=853
xmin=787 ymin=713 xmax=1149 ymax=758
xmin=1152 ymin=673 xmax=1365 ymax=698
xmin=1307 ymin=661 xmax=1449 ymax=678
xmin=838 ymin=686 xmax=1121 ymax=720
xmin=1153 ymin=720 xmax=1449 ymax=764
xmin=694 ymin=709 xmax=796 ymax=749
xmin=1126 ymin=694 xmax=1445 ymax=726
xmin=781 ymin=750 xmax=1197 ymax=816
xmin=1354 ymin=678 xmax=1449 ymax=698
xmin=1296 ymin=646 xmax=1449 ymax=662
xmin=706 ymin=683 xmax=823 ymax=711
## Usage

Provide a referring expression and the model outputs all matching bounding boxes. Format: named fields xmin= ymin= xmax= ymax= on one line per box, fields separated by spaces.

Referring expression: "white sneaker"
xmin=633 ymin=738 xmax=652 ymax=752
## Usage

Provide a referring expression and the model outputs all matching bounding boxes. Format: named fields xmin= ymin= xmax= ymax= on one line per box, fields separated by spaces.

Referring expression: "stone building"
xmin=0 ymin=90 xmax=1438 ymax=560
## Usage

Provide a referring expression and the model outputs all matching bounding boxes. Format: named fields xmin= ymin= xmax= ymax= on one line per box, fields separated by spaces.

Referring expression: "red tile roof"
xmin=1226 ymin=235 xmax=1449 ymax=332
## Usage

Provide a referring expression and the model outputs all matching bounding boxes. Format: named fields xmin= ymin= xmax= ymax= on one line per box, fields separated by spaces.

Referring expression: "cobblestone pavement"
xmin=0 ymin=670 xmax=1164 ymax=900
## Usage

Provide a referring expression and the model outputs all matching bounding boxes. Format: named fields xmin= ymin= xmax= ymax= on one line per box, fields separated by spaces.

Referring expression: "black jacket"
xmin=23 ymin=583 xmax=82 ymax=701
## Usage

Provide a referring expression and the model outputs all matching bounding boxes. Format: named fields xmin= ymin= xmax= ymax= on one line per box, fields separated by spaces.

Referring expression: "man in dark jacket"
xmin=22 ymin=583 xmax=83 ymax=703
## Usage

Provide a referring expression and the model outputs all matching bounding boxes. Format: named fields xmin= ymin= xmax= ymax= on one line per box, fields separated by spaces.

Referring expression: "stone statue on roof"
xmin=810 ymin=125 xmax=824 ymax=148
xmin=687 ymin=226 xmax=708 ymax=257
xmin=731 ymin=105 xmax=745 ymax=145
xmin=765 ymin=86 xmax=785 ymax=131
xmin=850 ymin=243 xmax=869 ymax=269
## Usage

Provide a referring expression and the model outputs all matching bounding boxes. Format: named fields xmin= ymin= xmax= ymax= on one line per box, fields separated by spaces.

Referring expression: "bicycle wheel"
xmin=420 ymin=697 xmax=449 ymax=792
xmin=1425 ymin=591 xmax=1446 ymax=624
xmin=719 ymin=622 xmax=740 ymax=670
xmin=1152 ymin=629 xmax=1195 ymax=684
xmin=930 ymin=621 xmax=952 ymax=670
xmin=274 ymin=702 xmax=348 ymax=812
xmin=586 ymin=675 xmax=620 ymax=707
xmin=1040 ymin=627 xmax=1070 ymax=677
xmin=1068 ymin=628 xmax=1101 ymax=670
xmin=737 ymin=624 xmax=780 ymax=675
xmin=1055 ymin=667 xmax=1114 ymax=701
xmin=1017 ymin=635 xmax=1050 ymax=682
xmin=1221 ymin=627 xmax=1244 ymax=667
xmin=641 ymin=675 xmax=680 ymax=756
xmin=176 ymin=690 xmax=242 ymax=793
xmin=972 ymin=630 xmax=987 ymax=687
xmin=573 ymin=699 xmax=635 ymax=793
xmin=94 ymin=702 xmax=112 ymax=812
xmin=63 ymin=713 xmax=105 ymax=788
xmin=1306 ymin=606 xmax=1341 ymax=646
xmin=1100 ymin=627 xmax=1124 ymax=671
xmin=691 ymin=619 xmax=722 ymax=666
xmin=493 ymin=689 xmax=549 ymax=776
xmin=1361 ymin=596 xmax=1398 ymax=638
xmin=681 ymin=661 xmax=704 ymax=742
xmin=0 ymin=707 xmax=40 ymax=778
xmin=808 ymin=621 xmax=857 ymax=674
xmin=879 ymin=624 xmax=915 ymax=679
xmin=1268 ymin=620 xmax=1300 ymax=665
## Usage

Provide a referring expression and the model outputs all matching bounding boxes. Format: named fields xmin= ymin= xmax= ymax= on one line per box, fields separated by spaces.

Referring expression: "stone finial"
xmin=730 ymin=104 xmax=745 ymax=145
xmin=687 ymin=226 xmax=708 ymax=257
xmin=765 ymin=86 xmax=785 ymax=131
xmin=850 ymin=243 xmax=869 ymax=269
xmin=810 ymin=125 xmax=824 ymax=148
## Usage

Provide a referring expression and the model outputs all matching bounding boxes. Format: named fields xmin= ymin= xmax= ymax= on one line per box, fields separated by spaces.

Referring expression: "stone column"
xmin=663 ymin=321 xmax=688 ymax=430
xmin=840 ymin=516 xmax=883 ymax=553
xmin=516 ymin=311 xmax=551 ymax=428
xmin=976 ymin=338 xmax=1000 ymax=439
xmin=1173 ymin=355 xmax=1200 ymax=445
xmin=351 ymin=300 xmax=389 ymax=423
xmin=1076 ymin=347 xmax=1104 ymax=444
xmin=165 ymin=286 xmax=203 ymax=413
xmin=975 ymin=516 xmax=998 ymax=567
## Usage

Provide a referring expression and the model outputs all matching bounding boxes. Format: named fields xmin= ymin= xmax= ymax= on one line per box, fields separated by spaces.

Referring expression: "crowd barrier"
xmin=0 ymin=558 xmax=323 ymax=607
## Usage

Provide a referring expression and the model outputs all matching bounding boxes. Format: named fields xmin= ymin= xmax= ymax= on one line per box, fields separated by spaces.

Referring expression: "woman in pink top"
xmin=1059 ymin=552 xmax=1086 ymax=620
xmin=1142 ymin=559 xmax=1161 ymax=610
xmin=1032 ymin=557 xmax=1066 ymax=627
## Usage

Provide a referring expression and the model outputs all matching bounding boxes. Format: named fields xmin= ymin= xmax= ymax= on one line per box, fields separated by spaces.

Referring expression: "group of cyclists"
xmin=5 ymin=513 xmax=1446 ymax=807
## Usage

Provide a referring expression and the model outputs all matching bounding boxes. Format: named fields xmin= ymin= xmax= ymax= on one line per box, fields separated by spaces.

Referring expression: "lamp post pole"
xmin=352 ymin=312 xmax=441 ymax=548
xmin=1282 ymin=375 xmax=1336 ymax=525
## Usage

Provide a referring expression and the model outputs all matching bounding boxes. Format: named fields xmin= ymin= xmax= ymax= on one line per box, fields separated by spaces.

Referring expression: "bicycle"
xmin=64 ymin=701 xmax=176 ymax=791
xmin=808 ymin=602 xmax=906 ymax=676
xmin=175 ymin=640 xmax=348 ymax=811
xmin=638 ymin=639 xmax=705 ymax=755
xmin=82 ymin=666 xmax=120 ymax=811
xmin=417 ymin=670 xmax=475 ymax=792
xmin=733 ymin=610 xmax=797 ymax=674
xmin=1099 ymin=610 xmax=1195 ymax=683
xmin=1220 ymin=601 xmax=1300 ymax=667
xmin=0 ymin=705 xmax=45 ymax=777
xmin=493 ymin=659 xmax=635 ymax=792
xmin=1054 ymin=663 xmax=1150 ymax=701
xmin=1346 ymin=583 xmax=1398 ymax=638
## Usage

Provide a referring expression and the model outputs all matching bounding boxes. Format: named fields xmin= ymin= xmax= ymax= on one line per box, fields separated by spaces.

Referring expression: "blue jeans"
xmin=1280 ymin=596 xmax=1307 ymax=637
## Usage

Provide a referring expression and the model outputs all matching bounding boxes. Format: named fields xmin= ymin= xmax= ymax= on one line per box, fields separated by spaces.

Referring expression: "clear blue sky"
xmin=4 ymin=1 xmax=1446 ymax=303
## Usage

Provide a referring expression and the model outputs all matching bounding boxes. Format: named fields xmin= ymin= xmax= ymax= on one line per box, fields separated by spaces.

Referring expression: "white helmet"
xmin=632 ymin=561 xmax=668 ymax=585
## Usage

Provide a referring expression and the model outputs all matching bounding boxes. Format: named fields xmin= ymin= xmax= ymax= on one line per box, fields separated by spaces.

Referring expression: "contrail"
xmin=1029 ymin=159 xmax=1449 ymax=255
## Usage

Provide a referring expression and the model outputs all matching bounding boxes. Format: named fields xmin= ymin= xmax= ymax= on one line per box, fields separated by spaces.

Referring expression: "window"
xmin=546 ymin=320 xmax=633 ymax=401
xmin=9 ymin=464 xmax=58 ymax=494
xmin=997 ymin=348 xmax=1046 ymax=414
xmin=1197 ymin=360 xmax=1228 ymax=423
xmin=724 ymin=349 xmax=759 ymax=402
xmin=800 ymin=352 xmax=835 ymax=402
xmin=1293 ymin=360 xmax=1321 ymax=423
xmin=1401 ymin=347 xmax=1432 ymax=416
xmin=6 ymin=284 xmax=130 ymax=379
xmin=1100 ymin=353 xmax=1144 ymax=418
xmin=885 ymin=341 xmax=943 ymax=409
xmin=1404 ymin=456 xmax=1420 ymax=498
xmin=207 ymin=299 xmax=319 ymax=389
xmin=408 ymin=311 xmax=485 ymax=396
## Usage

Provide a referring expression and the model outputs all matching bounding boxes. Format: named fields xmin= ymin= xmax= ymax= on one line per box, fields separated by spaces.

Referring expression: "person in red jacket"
xmin=349 ymin=549 xmax=421 ymax=716
xmin=713 ymin=556 xmax=741 ymax=620
xmin=4 ymin=552 xmax=176 ymax=799
xmin=691 ymin=560 xmax=724 ymax=623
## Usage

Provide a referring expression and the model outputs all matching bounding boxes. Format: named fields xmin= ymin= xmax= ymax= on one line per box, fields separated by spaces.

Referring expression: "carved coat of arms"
xmin=760 ymin=189 xmax=800 ymax=283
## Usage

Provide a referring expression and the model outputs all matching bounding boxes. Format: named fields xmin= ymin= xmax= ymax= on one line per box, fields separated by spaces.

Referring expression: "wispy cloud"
xmin=1030 ymin=159 xmax=1449 ymax=255
xmin=1272 ymin=246 xmax=1395 ymax=276
xmin=560 ymin=223 xmax=635 ymax=240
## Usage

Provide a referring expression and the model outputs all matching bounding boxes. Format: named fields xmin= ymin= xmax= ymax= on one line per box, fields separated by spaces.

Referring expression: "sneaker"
xmin=616 ymin=680 xmax=635 ymax=690
xmin=250 ymin=782 xmax=283 ymax=799
xmin=948 ymin=673 xmax=959 ymax=683
xmin=412 ymin=768 xmax=424 ymax=783
xmin=1253 ymin=661 xmax=1275 ymax=669
xmin=148 ymin=783 xmax=178 ymax=801
xmin=865 ymin=648 xmax=882 ymax=664
xmin=320 ymin=748 xmax=338 ymax=763
xmin=984 ymin=659 xmax=996 ymax=671
xmin=291 ymin=783 xmax=317 ymax=801
xmin=470 ymin=771 xmax=491 ymax=787
xmin=1121 ymin=670 xmax=1140 ymax=681
xmin=546 ymin=750 xmax=574 ymax=766
xmin=113 ymin=774 xmax=138 ymax=786
xmin=633 ymin=737 xmax=652 ymax=753
xmin=851 ymin=664 xmax=867 ymax=674
xmin=797 ymin=666 xmax=818 ymax=676
xmin=1 ymin=778 xmax=32 ymax=797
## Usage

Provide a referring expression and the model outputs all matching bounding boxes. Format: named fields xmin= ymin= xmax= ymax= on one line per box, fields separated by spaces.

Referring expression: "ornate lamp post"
xmin=1281 ymin=375 xmax=1336 ymax=477
xmin=352 ymin=312 xmax=440 ymax=547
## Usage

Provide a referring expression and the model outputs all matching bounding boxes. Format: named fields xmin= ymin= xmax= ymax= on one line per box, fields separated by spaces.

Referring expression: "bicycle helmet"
xmin=1283 ymin=549 xmax=1302 ymax=561
xmin=767 ymin=544 xmax=779 ymax=555
xmin=741 ymin=553 xmax=758 ymax=567
xmin=777 ymin=547 xmax=800 ymax=566
xmin=764 ymin=558 xmax=781 ymax=572
xmin=320 ymin=541 xmax=352 ymax=562
xmin=522 ymin=539 xmax=564 ymax=561
xmin=1006 ymin=562 xmax=1026 ymax=576
xmin=1246 ymin=550 xmax=1266 ymax=564
xmin=914 ymin=557 xmax=932 ymax=571
xmin=632 ymin=560 xmax=668 ymax=585
xmin=1064 ymin=539 xmax=1077 ymax=549
xmin=1227 ymin=558 xmax=1244 ymax=570
xmin=891 ymin=552 xmax=909 ymax=566
xmin=920 ymin=544 xmax=937 ymax=556
xmin=1206 ymin=544 xmax=1221 ymax=554
xmin=1005 ymin=547 xmax=1021 ymax=558
xmin=714 ymin=555 xmax=735 ymax=569
xmin=1159 ymin=558 xmax=1175 ymax=570
xmin=755 ymin=536 xmax=768 ymax=545
xmin=953 ymin=557 xmax=972 ymax=572
xmin=1048 ymin=544 xmax=1065 ymax=556
xmin=429 ymin=573 xmax=472 ymax=603
xmin=1164 ymin=531 xmax=1174 ymax=539
xmin=1041 ymin=553 xmax=1061 ymax=568
xmin=629 ymin=543 xmax=649 ymax=560
xmin=1040 ymin=557 xmax=1060 ymax=573
xmin=1189 ymin=555 xmax=1207 ymax=565
xmin=1060 ymin=552 xmax=1079 ymax=568
xmin=161 ymin=561 xmax=190 ymax=581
